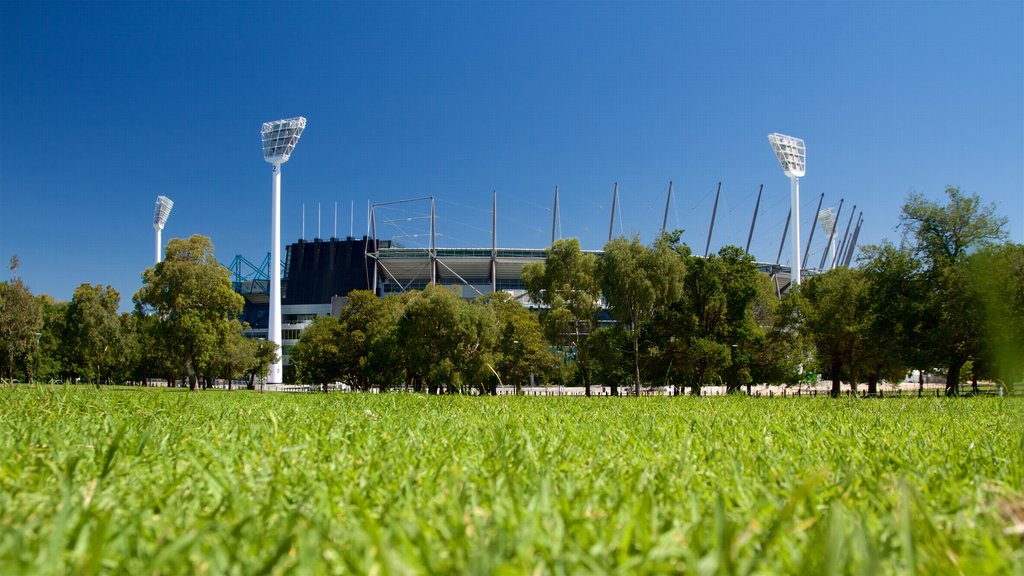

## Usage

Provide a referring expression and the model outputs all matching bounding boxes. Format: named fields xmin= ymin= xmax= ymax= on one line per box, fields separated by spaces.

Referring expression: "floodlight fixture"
xmin=261 ymin=116 xmax=307 ymax=385
xmin=153 ymin=195 xmax=174 ymax=264
xmin=768 ymin=132 xmax=806 ymax=286
xmin=262 ymin=117 xmax=306 ymax=164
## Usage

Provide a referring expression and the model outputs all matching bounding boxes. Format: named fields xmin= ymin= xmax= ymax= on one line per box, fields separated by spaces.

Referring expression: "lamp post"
xmin=261 ymin=116 xmax=307 ymax=385
xmin=153 ymin=196 xmax=173 ymax=265
xmin=768 ymin=133 xmax=806 ymax=286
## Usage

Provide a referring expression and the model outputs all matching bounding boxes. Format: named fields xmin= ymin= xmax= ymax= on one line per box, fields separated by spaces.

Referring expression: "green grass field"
xmin=1 ymin=387 xmax=1021 ymax=575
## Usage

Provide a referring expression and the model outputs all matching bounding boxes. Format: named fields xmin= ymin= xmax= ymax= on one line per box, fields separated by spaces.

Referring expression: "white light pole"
xmin=768 ymin=133 xmax=806 ymax=286
xmin=261 ymin=116 xmax=307 ymax=384
xmin=153 ymin=195 xmax=173 ymax=264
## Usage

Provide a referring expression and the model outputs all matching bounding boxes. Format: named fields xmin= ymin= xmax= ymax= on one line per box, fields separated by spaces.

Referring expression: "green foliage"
xmin=1 ymin=388 xmax=1021 ymax=574
xmin=66 ymin=284 xmax=121 ymax=387
xmin=599 ymin=234 xmax=684 ymax=395
xmin=397 ymin=285 xmax=496 ymax=394
xmin=797 ymin=268 xmax=871 ymax=397
xmin=899 ymin=187 xmax=1009 ymax=393
xmin=480 ymin=291 xmax=556 ymax=394
xmin=523 ymin=238 xmax=601 ymax=394
xmin=290 ymin=316 xmax=345 ymax=390
xmin=133 ymin=235 xmax=245 ymax=390
xmin=0 ymin=277 xmax=43 ymax=383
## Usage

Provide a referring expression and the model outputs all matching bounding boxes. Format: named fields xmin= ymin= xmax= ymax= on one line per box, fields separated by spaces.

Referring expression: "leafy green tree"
xmin=522 ymin=238 xmax=601 ymax=395
xmin=899 ymin=186 xmax=1008 ymax=395
xmin=31 ymin=295 xmax=69 ymax=383
xmin=290 ymin=316 xmax=345 ymax=391
xmin=66 ymin=283 xmax=121 ymax=387
xmin=398 ymin=285 xmax=496 ymax=394
xmin=480 ymin=291 xmax=555 ymax=395
xmin=247 ymin=339 xmax=279 ymax=390
xmin=743 ymin=276 xmax=805 ymax=392
xmin=598 ymin=234 xmax=684 ymax=396
xmin=858 ymin=242 xmax=925 ymax=394
xmin=798 ymin=268 xmax=871 ymax=397
xmin=0 ymin=277 xmax=43 ymax=384
xmin=968 ymin=243 xmax=1024 ymax=390
xmin=134 ymin=235 xmax=245 ymax=391
xmin=587 ymin=325 xmax=632 ymax=395
xmin=334 ymin=290 xmax=403 ymax=391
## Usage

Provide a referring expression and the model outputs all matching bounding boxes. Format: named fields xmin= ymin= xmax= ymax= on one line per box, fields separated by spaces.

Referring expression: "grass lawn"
xmin=1 ymin=386 xmax=1021 ymax=574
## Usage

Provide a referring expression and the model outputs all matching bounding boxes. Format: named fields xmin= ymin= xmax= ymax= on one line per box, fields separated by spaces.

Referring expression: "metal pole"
xmin=492 ymin=190 xmax=497 ymax=293
xmin=776 ymin=208 xmax=790 ymax=265
xmin=608 ymin=182 xmax=618 ymax=243
xmin=269 ymin=163 xmax=283 ymax=384
xmin=745 ymin=184 xmax=763 ymax=254
xmin=844 ymin=214 xmax=863 ymax=267
xmin=370 ymin=206 xmax=378 ymax=295
xmin=551 ymin=186 xmax=559 ymax=246
xmin=430 ymin=196 xmax=436 ymax=285
xmin=819 ymin=199 xmax=843 ymax=271
xmin=802 ymin=193 xmax=824 ymax=269
xmin=662 ymin=181 xmax=673 ymax=234
xmin=155 ymin=227 xmax=162 ymax=265
xmin=317 ymin=202 xmax=321 ymax=240
xmin=834 ymin=204 xmax=856 ymax=269
xmin=705 ymin=182 xmax=721 ymax=258
xmin=790 ymin=176 xmax=801 ymax=286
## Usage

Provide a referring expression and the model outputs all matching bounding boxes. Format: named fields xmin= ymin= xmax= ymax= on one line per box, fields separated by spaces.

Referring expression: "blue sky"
xmin=1 ymin=1 xmax=1021 ymax=309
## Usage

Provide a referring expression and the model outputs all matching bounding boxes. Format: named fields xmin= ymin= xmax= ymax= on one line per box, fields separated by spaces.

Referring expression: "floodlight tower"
xmin=768 ymin=133 xmax=806 ymax=286
xmin=153 ymin=195 xmax=174 ymax=264
xmin=261 ymin=116 xmax=307 ymax=384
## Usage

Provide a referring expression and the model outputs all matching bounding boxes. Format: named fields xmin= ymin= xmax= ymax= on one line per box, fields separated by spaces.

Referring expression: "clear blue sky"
xmin=2 ymin=1 xmax=1021 ymax=309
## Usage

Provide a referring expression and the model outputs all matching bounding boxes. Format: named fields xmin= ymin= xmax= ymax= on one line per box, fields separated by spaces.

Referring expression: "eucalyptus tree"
xmin=858 ymin=242 xmax=925 ymax=394
xmin=480 ymin=291 xmax=555 ymax=395
xmin=66 ymin=283 xmax=121 ymax=387
xmin=598 ymin=234 xmax=683 ymax=396
xmin=398 ymin=285 xmax=496 ymax=394
xmin=134 ymin=235 xmax=245 ymax=391
xmin=0 ymin=277 xmax=43 ymax=384
xmin=290 ymin=316 xmax=345 ymax=392
xmin=899 ymin=186 xmax=1008 ymax=394
xmin=798 ymin=267 xmax=871 ymax=397
xmin=522 ymin=238 xmax=601 ymax=395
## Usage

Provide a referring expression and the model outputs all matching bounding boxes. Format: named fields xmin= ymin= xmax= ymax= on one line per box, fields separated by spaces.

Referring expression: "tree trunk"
xmin=632 ymin=332 xmax=641 ymax=397
xmin=918 ymin=369 xmax=924 ymax=397
xmin=946 ymin=360 xmax=963 ymax=396
xmin=830 ymin=362 xmax=842 ymax=398
xmin=867 ymin=376 xmax=878 ymax=396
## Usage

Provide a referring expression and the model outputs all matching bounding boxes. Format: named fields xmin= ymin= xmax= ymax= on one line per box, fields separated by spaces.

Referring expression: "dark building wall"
xmin=282 ymin=237 xmax=380 ymax=305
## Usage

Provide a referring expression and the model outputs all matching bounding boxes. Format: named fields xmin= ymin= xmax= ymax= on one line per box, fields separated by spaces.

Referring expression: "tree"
xmin=32 ymin=295 xmax=69 ymax=383
xmin=968 ymin=243 xmax=1024 ymax=390
xmin=798 ymin=268 xmax=871 ymax=397
xmin=66 ymin=283 xmax=121 ymax=387
xmin=133 ymin=235 xmax=245 ymax=391
xmin=398 ymin=285 xmax=496 ymax=394
xmin=598 ymin=234 xmax=684 ymax=396
xmin=334 ymin=290 xmax=403 ymax=391
xmin=522 ymin=238 xmax=601 ymax=395
xmin=480 ymin=291 xmax=555 ymax=395
xmin=290 ymin=316 xmax=345 ymax=392
xmin=0 ymin=278 xmax=43 ymax=384
xmin=899 ymin=186 xmax=1008 ymax=394
xmin=858 ymin=242 xmax=925 ymax=394
xmin=248 ymin=339 xmax=279 ymax=390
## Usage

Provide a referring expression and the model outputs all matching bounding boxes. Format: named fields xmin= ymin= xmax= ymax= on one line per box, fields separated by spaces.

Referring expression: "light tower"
xmin=153 ymin=195 xmax=173 ymax=264
xmin=768 ymin=133 xmax=806 ymax=286
xmin=261 ymin=116 xmax=307 ymax=384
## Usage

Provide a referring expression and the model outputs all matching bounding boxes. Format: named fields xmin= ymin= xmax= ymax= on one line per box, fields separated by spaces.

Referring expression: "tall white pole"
xmin=269 ymin=163 xmax=283 ymax=384
xmin=790 ymin=176 xmax=801 ymax=286
xmin=155 ymin=227 xmax=162 ymax=265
